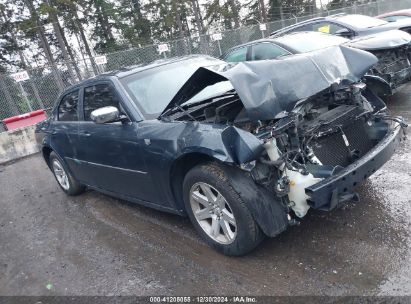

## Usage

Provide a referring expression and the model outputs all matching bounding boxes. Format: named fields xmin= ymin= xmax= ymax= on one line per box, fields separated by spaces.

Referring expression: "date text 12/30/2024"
xmin=149 ymin=296 xmax=257 ymax=303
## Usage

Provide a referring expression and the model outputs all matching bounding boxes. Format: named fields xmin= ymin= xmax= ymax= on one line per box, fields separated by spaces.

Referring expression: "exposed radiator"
xmin=310 ymin=118 xmax=376 ymax=167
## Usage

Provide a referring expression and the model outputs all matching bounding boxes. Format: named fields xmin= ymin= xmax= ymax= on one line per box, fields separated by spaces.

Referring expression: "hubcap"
xmin=52 ymin=159 xmax=70 ymax=190
xmin=189 ymin=182 xmax=237 ymax=244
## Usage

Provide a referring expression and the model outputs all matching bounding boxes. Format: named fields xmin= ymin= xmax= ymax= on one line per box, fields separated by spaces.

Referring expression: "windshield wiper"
xmin=159 ymin=90 xmax=236 ymax=120
xmin=176 ymin=104 xmax=197 ymax=121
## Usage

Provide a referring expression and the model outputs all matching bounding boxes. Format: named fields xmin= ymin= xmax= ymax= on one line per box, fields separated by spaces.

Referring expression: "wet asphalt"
xmin=0 ymin=86 xmax=410 ymax=296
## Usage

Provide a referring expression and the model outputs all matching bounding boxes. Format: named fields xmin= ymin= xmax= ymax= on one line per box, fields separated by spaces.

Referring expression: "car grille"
xmin=310 ymin=118 xmax=376 ymax=167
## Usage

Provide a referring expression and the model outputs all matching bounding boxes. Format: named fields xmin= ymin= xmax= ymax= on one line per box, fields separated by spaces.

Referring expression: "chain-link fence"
xmin=1 ymin=0 xmax=410 ymax=130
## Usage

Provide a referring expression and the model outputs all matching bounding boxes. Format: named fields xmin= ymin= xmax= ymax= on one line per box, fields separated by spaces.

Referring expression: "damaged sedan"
xmin=36 ymin=50 xmax=406 ymax=256
xmin=223 ymin=30 xmax=411 ymax=94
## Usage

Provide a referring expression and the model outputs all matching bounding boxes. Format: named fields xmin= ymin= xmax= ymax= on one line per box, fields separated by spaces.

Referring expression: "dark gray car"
xmin=270 ymin=13 xmax=411 ymax=38
xmin=223 ymin=30 xmax=411 ymax=94
xmin=36 ymin=53 xmax=406 ymax=256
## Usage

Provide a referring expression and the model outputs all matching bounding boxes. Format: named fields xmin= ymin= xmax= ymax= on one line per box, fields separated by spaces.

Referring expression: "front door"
xmin=51 ymin=88 xmax=81 ymax=171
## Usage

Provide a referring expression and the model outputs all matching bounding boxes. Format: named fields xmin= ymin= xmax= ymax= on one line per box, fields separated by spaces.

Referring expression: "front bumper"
xmin=306 ymin=122 xmax=404 ymax=211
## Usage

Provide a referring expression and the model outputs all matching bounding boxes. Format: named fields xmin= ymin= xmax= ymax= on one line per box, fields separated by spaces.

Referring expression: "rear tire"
xmin=49 ymin=152 xmax=85 ymax=196
xmin=183 ymin=162 xmax=264 ymax=256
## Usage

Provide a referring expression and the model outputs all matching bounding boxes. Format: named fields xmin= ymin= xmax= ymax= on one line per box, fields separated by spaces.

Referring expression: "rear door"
xmin=72 ymin=81 xmax=160 ymax=202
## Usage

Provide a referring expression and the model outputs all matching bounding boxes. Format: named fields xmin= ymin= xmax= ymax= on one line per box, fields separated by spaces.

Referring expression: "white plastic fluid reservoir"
xmin=263 ymin=139 xmax=280 ymax=161
xmin=285 ymin=169 xmax=322 ymax=218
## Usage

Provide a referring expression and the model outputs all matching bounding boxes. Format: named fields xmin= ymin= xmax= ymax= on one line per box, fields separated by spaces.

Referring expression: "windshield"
xmin=120 ymin=57 xmax=224 ymax=118
xmin=337 ymin=14 xmax=387 ymax=29
xmin=276 ymin=32 xmax=348 ymax=53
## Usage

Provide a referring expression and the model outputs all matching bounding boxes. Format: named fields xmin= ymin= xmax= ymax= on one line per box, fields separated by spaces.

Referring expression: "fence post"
xmin=217 ymin=40 xmax=222 ymax=56
xmin=19 ymin=82 xmax=32 ymax=112
xmin=186 ymin=37 xmax=192 ymax=55
xmin=28 ymin=79 xmax=44 ymax=109
xmin=280 ymin=6 xmax=285 ymax=28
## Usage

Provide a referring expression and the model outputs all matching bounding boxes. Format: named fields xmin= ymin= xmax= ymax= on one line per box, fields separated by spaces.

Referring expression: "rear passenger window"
xmin=83 ymin=84 xmax=120 ymax=121
xmin=58 ymin=90 xmax=79 ymax=121
xmin=291 ymin=24 xmax=313 ymax=32
xmin=251 ymin=43 xmax=289 ymax=60
xmin=224 ymin=47 xmax=247 ymax=62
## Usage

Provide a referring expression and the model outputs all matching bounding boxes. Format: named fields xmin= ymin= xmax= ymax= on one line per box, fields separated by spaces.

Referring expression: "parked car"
xmin=222 ymin=30 xmax=411 ymax=94
xmin=36 ymin=53 xmax=406 ymax=256
xmin=270 ymin=13 xmax=411 ymax=38
xmin=376 ymin=9 xmax=411 ymax=22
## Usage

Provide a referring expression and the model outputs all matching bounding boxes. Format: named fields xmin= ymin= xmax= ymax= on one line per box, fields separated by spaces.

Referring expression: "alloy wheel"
xmin=189 ymin=182 xmax=237 ymax=244
xmin=52 ymin=159 xmax=70 ymax=191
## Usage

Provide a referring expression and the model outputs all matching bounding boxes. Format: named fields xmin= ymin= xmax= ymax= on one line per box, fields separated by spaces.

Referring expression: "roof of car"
xmin=114 ymin=54 xmax=221 ymax=78
xmin=60 ymin=54 xmax=220 ymax=94
xmin=222 ymin=37 xmax=278 ymax=53
xmin=376 ymin=9 xmax=411 ymax=18
xmin=222 ymin=31 xmax=334 ymax=56
xmin=270 ymin=13 xmax=388 ymax=36
xmin=270 ymin=13 xmax=346 ymax=36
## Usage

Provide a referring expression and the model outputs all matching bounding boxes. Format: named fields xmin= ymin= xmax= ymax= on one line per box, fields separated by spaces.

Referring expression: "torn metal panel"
xmin=162 ymin=45 xmax=378 ymax=121
xmin=138 ymin=121 xmax=263 ymax=165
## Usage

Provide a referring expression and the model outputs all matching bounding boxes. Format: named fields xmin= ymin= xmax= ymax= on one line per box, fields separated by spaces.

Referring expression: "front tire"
xmin=49 ymin=152 xmax=85 ymax=196
xmin=183 ymin=163 xmax=264 ymax=256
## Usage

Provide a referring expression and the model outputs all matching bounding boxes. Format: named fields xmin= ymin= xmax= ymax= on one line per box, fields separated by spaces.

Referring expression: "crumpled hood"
xmin=161 ymin=45 xmax=378 ymax=121
xmin=348 ymin=30 xmax=411 ymax=51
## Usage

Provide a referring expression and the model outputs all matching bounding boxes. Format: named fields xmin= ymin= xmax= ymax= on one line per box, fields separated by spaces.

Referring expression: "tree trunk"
xmin=0 ymin=75 xmax=19 ymax=116
xmin=73 ymin=12 xmax=98 ymax=75
xmin=191 ymin=0 xmax=207 ymax=53
xmin=0 ymin=8 xmax=44 ymax=108
xmin=173 ymin=1 xmax=188 ymax=54
xmin=49 ymin=10 xmax=77 ymax=82
xmin=96 ymin=3 xmax=115 ymax=42
xmin=227 ymin=0 xmax=240 ymax=28
xmin=191 ymin=0 xmax=205 ymax=34
xmin=56 ymin=17 xmax=82 ymax=80
xmin=259 ymin=0 xmax=267 ymax=23
xmin=73 ymin=28 xmax=92 ymax=78
xmin=24 ymin=0 xmax=65 ymax=92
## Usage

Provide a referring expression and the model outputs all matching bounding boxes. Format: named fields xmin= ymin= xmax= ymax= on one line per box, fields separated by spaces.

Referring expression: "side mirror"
xmin=335 ymin=28 xmax=352 ymax=38
xmin=90 ymin=106 xmax=120 ymax=124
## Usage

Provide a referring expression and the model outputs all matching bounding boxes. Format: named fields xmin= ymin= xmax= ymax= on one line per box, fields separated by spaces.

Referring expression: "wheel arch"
xmin=42 ymin=145 xmax=54 ymax=169
xmin=169 ymin=152 xmax=217 ymax=213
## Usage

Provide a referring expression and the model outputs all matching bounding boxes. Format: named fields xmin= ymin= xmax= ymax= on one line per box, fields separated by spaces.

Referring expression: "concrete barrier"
xmin=0 ymin=125 xmax=40 ymax=164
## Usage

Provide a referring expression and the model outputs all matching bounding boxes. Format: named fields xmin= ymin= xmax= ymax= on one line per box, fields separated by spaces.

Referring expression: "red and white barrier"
xmin=3 ymin=109 xmax=47 ymax=131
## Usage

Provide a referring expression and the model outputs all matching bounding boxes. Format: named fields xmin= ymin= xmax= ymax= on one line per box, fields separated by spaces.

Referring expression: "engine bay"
xmin=165 ymin=80 xmax=405 ymax=218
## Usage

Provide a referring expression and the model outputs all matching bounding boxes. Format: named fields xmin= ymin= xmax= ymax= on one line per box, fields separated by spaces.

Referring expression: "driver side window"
xmin=83 ymin=83 xmax=120 ymax=121
xmin=224 ymin=47 xmax=248 ymax=62
xmin=251 ymin=43 xmax=289 ymax=60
